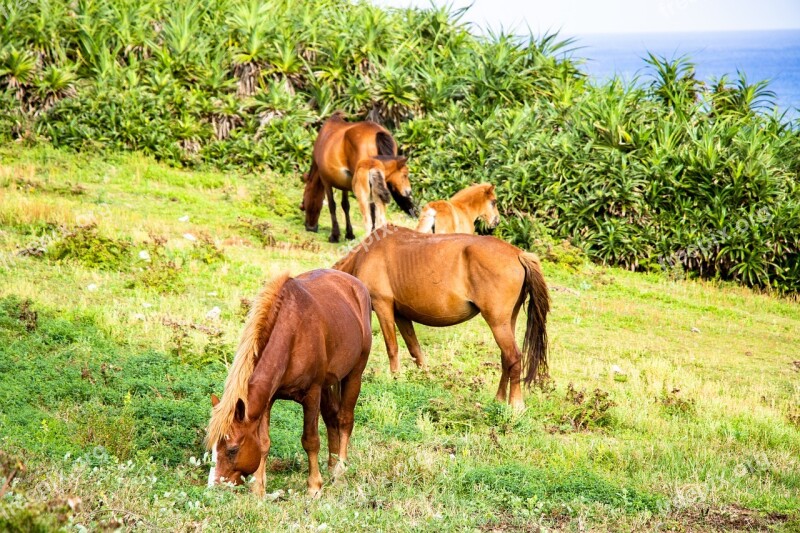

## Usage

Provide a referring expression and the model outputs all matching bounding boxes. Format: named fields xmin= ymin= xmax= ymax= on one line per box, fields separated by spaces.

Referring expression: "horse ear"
xmin=487 ymin=184 xmax=496 ymax=195
xmin=396 ymin=156 xmax=408 ymax=168
xmin=234 ymin=398 xmax=246 ymax=422
xmin=211 ymin=394 xmax=220 ymax=407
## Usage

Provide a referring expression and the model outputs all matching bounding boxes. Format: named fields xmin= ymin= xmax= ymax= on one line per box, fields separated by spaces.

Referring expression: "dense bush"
xmin=1 ymin=0 xmax=799 ymax=291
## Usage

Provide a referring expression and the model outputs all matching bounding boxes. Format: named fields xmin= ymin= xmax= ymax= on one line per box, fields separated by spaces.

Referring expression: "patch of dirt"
xmin=655 ymin=504 xmax=792 ymax=532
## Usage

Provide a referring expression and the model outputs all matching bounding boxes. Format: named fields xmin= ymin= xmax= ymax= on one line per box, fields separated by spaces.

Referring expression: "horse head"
xmin=479 ymin=184 xmax=501 ymax=229
xmin=208 ymin=396 xmax=263 ymax=487
xmin=302 ymin=170 xmax=325 ymax=232
xmin=381 ymin=156 xmax=419 ymax=218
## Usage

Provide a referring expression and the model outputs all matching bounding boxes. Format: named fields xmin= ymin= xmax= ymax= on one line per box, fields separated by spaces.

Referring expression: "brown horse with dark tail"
xmin=301 ymin=112 xmax=418 ymax=242
xmin=334 ymin=225 xmax=549 ymax=410
xmin=207 ymin=269 xmax=372 ymax=497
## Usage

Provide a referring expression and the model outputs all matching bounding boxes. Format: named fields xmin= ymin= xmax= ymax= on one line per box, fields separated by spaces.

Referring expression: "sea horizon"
xmin=567 ymin=28 xmax=800 ymax=118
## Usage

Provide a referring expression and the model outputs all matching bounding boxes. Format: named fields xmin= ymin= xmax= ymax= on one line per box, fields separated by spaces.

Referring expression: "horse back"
xmin=257 ymin=270 xmax=370 ymax=402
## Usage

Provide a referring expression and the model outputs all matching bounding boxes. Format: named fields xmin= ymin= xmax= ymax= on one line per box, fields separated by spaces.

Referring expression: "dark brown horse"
xmin=334 ymin=225 xmax=549 ymax=410
xmin=301 ymin=111 xmax=418 ymax=242
xmin=207 ymin=269 xmax=372 ymax=497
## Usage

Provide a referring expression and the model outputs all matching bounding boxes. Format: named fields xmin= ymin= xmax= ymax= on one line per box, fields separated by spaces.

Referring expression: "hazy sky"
xmin=372 ymin=0 xmax=800 ymax=35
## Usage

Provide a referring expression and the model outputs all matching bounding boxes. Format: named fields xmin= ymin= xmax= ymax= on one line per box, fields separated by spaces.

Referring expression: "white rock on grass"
xmin=206 ymin=306 xmax=221 ymax=321
xmin=138 ymin=250 xmax=151 ymax=262
xmin=86 ymin=283 xmax=98 ymax=292
xmin=179 ymin=215 xmax=190 ymax=222
xmin=183 ymin=233 xmax=197 ymax=242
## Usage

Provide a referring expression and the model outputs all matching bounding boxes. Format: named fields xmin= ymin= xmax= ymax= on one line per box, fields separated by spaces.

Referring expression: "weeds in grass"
xmin=559 ymin=383 xmax=616 ymax=431
xmin=236 ymin=216 xmax=276 ymax=247
xmin=188 ymin=233 xmax=224 ymax=264
xmin=657 ymin=385 xmax=697 ymax=417
xmin=46 ymin=224 xmax=131 ymax=270
xmin=130 ymin=234 xmax=183 ymax=294
xmin=160 ymin=316 xmax=227 ymax=367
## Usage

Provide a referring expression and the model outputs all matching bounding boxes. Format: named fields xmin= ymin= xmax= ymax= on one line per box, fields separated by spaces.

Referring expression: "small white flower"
xmin=138 ymin=250 xmax=151 ymax=262
xmin=86 ymin=283 xmax=98 ymax=292
xmin=179 ymin=215 xmax=190 ymax=222
xmin=611 ymin=364 xmax=624 ymax=374
xmin=183 ymin=233 xmax=197 ymax=242
xmin=206 ymin=306 xmax=221 ymax=321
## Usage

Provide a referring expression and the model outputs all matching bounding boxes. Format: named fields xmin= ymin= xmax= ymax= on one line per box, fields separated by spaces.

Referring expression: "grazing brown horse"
xmin=416 ymin=183 xmax=501 ymax=234
xmin=206 ymin=269 xmax=372 ymax=497
xmin=301 ymin=111 xmax=418 ymax=242
xmin=334 ymin=225 xmax=549 ymax=410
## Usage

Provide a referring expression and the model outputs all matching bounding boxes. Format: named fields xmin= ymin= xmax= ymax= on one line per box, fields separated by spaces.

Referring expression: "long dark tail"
xmin=519 ymin=253 xmax=550 ymax=386
xmin=375 ymin=131 xmax=396 ymax=156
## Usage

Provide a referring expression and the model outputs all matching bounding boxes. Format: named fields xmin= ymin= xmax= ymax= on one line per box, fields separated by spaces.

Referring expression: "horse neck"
xmin=245 ymin=322 xmax=293 ymax=418
xmin=451 ymin=192 xmax=486 ymax=223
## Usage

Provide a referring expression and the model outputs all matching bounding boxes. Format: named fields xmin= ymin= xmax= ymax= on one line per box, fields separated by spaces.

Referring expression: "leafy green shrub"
xmin=46 ymin=224 xmax=131 ymax=270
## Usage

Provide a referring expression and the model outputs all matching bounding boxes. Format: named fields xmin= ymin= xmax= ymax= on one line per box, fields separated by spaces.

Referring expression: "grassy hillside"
xmin=1 ymin=146 xmax=799 ymax=531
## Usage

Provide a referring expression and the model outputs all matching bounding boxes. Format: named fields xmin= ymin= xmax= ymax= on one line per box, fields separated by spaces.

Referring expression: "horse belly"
xmin=395 ymin=297 xmax=478 ymax=327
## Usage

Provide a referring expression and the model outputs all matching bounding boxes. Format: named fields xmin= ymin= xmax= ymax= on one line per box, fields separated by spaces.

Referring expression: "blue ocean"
xmin=572 ymin=30 xmax=800 ymax=119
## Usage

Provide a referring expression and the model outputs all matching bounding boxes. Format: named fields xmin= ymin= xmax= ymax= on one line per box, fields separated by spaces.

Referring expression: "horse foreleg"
xmin=372 ymin=198 xmax=387 ymax=229
xmin=373 ymin=300 xmax=400 ymax=373
xmin=301 ymin=387 xmax=323 ymax=497
xmin=321 ymin=385 xmax=341 ymax=469
xmin=325 ymin=185 xmax=341 ymax=243
xmin=395 ymin=316 xmax=426 ymax=370
xmin=352 ymin=163 xmax=373 ymax=235
xmin=252 ymin=405 xmax=272 ymax=497
xmin=341 ymin=191 xmax=355 ymax=240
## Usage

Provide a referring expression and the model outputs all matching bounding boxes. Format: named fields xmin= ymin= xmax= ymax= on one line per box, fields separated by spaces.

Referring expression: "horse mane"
xmin=206 ymin=272 xmax=291 ymax=448
xmin=451 ymin=183 xmax=493 ymax=203
xmin=332 ymin=247 xmax=359 ymax=275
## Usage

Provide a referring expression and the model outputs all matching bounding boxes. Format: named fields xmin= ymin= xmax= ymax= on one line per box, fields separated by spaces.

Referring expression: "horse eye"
xmin=226 ymin=447 xmax=239 ymax=458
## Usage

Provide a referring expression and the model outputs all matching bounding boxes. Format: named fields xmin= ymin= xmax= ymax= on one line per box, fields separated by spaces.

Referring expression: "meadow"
xmin=1 ymin=145 xmax=799 ymax=531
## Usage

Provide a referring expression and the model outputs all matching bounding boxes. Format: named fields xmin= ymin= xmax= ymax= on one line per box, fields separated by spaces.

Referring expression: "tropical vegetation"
xmin=2 ymin=0 xmax=799 ymax=292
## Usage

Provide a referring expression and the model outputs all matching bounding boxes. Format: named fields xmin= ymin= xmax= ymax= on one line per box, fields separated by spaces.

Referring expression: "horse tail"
xmin=375 ymin=131 xmax=396 ymax=156
xmin=518 ymin=253 xmax=550 ymax=387
xmin=369 ymin=168 xmax=391 ymax=205
xmin=206 ymin=272 xmax=291 ymax=448
xmin=416 ymin=205 xmax=437 ymax=233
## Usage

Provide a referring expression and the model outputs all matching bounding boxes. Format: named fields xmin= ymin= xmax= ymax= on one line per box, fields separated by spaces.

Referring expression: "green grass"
xmin=1 ymin=146 xmax=799 ymax=531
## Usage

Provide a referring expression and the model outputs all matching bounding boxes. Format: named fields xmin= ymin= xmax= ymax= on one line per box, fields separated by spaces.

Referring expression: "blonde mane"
xmin=206 ymin=272 xmax=291 ymax=448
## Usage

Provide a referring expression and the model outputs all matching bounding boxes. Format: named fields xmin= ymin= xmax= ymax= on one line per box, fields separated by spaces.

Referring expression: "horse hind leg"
xmin=301 ymin=386 xmax=324 ymax=497
xmin=321 ymin=383 xmax=341 ymax=469
xmin=485 ymin=319 xmax=525 ymax=411
xmin=333 ymin=362 xmax=367 ymax=479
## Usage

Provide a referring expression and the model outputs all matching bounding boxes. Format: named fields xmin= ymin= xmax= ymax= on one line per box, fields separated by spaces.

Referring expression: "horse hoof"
xmin=305 ymin=225 xmax=318 ymax=233
xmin=329 ymin=234 xmax=340 ymax=243
xmin=332 ymin=462 xmax=347 ymax=480
xmin=345 ymin=232 xmax=355 ymax=241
